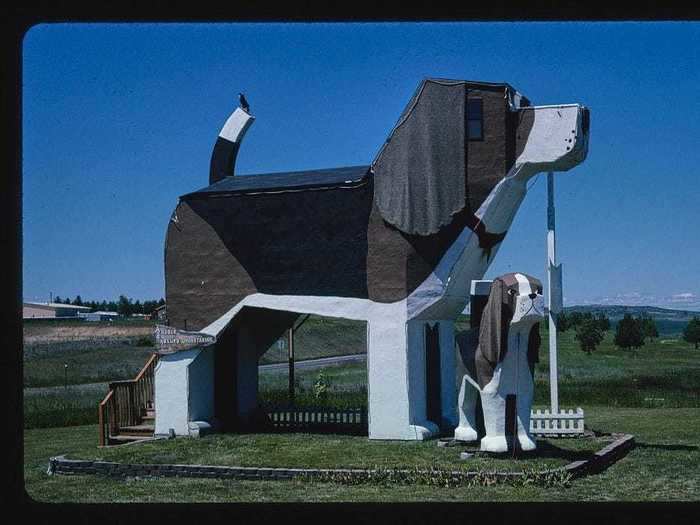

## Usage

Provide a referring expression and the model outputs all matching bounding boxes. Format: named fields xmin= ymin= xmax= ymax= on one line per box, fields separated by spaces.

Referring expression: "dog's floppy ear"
xmin=475 ymin=278 xmax=513 ymax=389
xmin=372 ymin=79 xmax=467 ymax=235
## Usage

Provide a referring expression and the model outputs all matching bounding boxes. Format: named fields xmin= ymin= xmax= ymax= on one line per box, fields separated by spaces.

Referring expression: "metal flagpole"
xmin=547 ymin=172 xmax=561 ymax=416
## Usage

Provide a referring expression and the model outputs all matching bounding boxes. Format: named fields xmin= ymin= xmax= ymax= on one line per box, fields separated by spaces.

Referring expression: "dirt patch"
xmin=24 ymin=323 xmax=154 ymax=344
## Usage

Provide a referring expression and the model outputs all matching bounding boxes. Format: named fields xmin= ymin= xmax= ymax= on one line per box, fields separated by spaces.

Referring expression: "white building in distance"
xmin=23 ymin=301 xmax=92 ymax=319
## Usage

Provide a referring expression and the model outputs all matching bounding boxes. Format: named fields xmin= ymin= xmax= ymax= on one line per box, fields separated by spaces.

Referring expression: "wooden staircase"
xmin=99 ymin=354 xmax=159 ymax=446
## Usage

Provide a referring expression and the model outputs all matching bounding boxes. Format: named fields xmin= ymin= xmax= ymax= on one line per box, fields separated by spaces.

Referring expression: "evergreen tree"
xmin=683 ymin=317 xmax=700 ymax=349
xmin=614 ymin=314 xmax=645 ymax=351
xmin=575 ymin=318 xmax=605 ymax=355
xmin=639 ymin=315 xmax=658 ymax=341
xmin=71 ymin=295 xmax=83 ymax=306
xmin=143 ymin=300 xmax=158 ymax=315
xmin=54 ymin=296 xmax=62 ymax=304
xmin=596 ymin=313 xmax=610 ymax=332
xmin=117 ymin=295 xmax=132 ymax=317
xmin=568 ymin=311 xmax=583 ymax=328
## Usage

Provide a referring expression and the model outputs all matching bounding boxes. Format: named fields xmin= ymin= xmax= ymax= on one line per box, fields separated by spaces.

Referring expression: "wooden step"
xmin=119 ymin=424 xmax=155 ymax=436
xmin=141 ymin=414 xmax=155 ymax=422
xmin=143 ymin=409 xmax=155 ymax=418
xmin=108 ymin=434 xmax=151 ymax=444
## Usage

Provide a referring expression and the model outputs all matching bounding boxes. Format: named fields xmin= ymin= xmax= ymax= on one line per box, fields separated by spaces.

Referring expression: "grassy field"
xmin=23 ymin=317 xmax=700 ymax=428
xmin=23 ymin=320 xmax=157 ymax=429
xmin=21 ymin=314 xmax=700 ymax=501
xmin=23 ymin=316 xmax=368 ymax=428
xmin=533 ymin=327 xmax=700 ymax=409
xmin=260 ymin=324 xmax=700 ymax=411
xmin=24 ymin=341 xmax=156 ymax=388
xmin=23 ymin=407 xmax=700 ymax=502
xmin=258 ymin=315 xmax=367 ymax=364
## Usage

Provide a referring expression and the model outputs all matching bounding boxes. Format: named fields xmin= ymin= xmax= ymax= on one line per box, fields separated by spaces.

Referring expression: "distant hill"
xmin=465 ymin=303 xmax=696 ymax=335
xmin=564 ymin=305 xmax=698 ymax=321
xmin=563 ymin=305 xmax=697 ymax=336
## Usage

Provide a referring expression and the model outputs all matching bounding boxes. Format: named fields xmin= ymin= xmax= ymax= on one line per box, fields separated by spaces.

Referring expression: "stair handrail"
xmin=98 ymin=352 xmax=159 ymax=446
xmin=98 ymin=390 xmax=115 ymax=447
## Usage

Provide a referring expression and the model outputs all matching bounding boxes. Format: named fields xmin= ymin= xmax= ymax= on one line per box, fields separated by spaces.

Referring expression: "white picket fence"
xmin=530 ymin=408 xmax=585 ymax=436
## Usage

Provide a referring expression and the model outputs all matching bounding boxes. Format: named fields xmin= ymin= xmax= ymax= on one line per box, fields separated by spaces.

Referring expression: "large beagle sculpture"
xmin=155 ymin=78 xmax=589 ymax=440
xmin=455 ymin=273 xmax=544 ymax=452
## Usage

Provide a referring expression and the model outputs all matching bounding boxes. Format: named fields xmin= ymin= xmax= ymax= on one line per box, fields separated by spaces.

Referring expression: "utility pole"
xmin=547 ymin=172 xmax=563 ymax=416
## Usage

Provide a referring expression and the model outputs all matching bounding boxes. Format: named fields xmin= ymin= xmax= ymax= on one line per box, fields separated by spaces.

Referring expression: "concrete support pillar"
xmin=438 ymin=320 xmax=457 ymax=429
xmin=235 ymin=326 xmax=259 ymax=420
xmin=155 ymin=347 xmax=214 ymax=437
xmin=367 ymin=316 xmax=412 ymax=439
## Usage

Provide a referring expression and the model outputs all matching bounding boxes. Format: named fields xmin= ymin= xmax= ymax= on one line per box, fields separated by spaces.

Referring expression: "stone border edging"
xmin=563 ymin=433 xmax=635 ymax=478
xmin=47 ymin=434 xmax=634 ymax=483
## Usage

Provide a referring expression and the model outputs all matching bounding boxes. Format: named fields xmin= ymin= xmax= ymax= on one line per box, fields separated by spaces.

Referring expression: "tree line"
xmin=555 ymin=311 xmax=660 ymax=354
xmin=52 ymin=295 xmax=165 ymax=317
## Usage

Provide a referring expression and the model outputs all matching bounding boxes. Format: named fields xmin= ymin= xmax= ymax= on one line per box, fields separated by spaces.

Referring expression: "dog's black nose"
xmin=529 ymin=293 xmax=537 ymax=299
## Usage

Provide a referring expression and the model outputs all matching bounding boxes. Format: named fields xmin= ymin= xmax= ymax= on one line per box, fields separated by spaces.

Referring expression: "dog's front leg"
xmin=454 ymin=375 xmax=479 ymax=442
xmin=478 ymin=368 xmax=510 ymax=453
xmin=515 ymin=354 xmax=537 ymax=452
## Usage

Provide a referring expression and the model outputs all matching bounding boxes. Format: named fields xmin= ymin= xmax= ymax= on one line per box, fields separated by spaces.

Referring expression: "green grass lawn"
xmin=23 ymin=407 xmax=700 ymax=502
xmin=89 ymin=431 xmax=595 ymax=472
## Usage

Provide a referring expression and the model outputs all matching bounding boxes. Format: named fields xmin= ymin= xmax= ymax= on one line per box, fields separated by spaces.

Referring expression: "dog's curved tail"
xmin=209 ymin=105 xmax=255 ymax=185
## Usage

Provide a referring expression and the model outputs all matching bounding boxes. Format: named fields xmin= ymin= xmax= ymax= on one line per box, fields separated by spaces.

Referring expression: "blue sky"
xmin=22 ymin=22 xmax=700 ymax=310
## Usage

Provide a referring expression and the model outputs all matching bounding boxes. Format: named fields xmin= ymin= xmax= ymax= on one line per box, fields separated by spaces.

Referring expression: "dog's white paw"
xmin=518 ymin=433 xmax=537 ymax=451
xmin=454 ymin=426 xmax=479 ymax=442
xmin=409 ymin=421 xmax=440 ymax=440
xmin=480 ymin=435 xmax=509 ymax=453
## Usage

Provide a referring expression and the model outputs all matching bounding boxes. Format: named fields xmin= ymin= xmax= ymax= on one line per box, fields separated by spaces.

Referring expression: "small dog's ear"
xmin=478 ymin=278 xmax=511 ymax=367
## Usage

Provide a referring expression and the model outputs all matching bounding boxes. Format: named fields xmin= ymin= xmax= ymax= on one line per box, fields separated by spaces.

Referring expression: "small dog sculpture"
xmin=455 ymin=273 xmax=544 ymax=453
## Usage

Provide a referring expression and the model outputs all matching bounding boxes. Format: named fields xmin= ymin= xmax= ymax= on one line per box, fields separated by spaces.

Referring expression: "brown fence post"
xmin=98 ymin=405 xmax=105 ymax=447
xmin=288 ymin=328 xmax=295 ymax=407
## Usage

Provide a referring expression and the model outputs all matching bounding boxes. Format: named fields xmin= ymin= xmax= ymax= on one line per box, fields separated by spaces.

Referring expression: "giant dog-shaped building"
xmin=154 ymin=78 xmax=589 ymax=440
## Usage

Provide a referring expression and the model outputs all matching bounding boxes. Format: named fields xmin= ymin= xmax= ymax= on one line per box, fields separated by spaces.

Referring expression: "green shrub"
xmin=574 ymin=319 xmax=605 ymax=355
xmin=313 ymin=371 xmax=331 ymax=399
xmin=683 ymin=317 xmax=700 ymax=349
